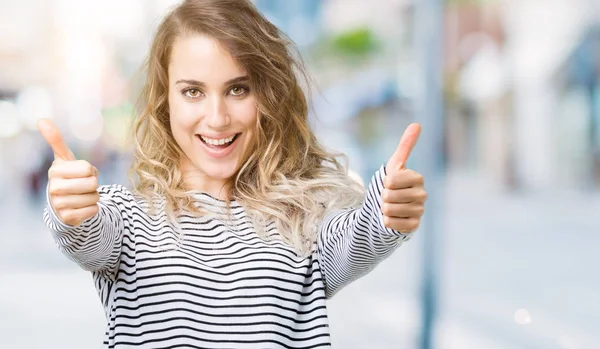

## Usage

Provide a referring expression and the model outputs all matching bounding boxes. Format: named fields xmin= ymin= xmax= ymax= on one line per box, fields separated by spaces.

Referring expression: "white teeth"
xmin=200 ymin=135 xmax=236 ymax=145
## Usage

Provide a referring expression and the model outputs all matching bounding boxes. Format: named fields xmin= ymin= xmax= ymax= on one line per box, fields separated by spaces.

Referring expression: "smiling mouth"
xmin=197 ymin=133 xmax=241 ymax=149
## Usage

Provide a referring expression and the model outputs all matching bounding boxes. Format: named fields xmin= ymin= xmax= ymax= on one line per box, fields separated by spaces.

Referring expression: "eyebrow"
xmin=175 ymin=76 xmax=249 ymax=86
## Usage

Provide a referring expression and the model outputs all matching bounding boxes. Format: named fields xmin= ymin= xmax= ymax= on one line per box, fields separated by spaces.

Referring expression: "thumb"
xmin=388 ymin=123 xmax=421 ymax=171
xmin=37 ymin=119 xmax=76 ymax=161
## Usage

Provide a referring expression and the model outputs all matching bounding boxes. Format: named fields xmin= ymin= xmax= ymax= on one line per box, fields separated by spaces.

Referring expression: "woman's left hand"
xmin=382 ymin=123 xmax=428 ymax=233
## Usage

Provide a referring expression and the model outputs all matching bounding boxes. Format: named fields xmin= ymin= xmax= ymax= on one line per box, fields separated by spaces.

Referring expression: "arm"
xmin=317 ymin=123 xmax=426 ymax=298
xmin=44 ymin=184 xmax=132 ymax=279
xmin=37 ymin=118 xmax=130 ymax=280
xmin=316 ymin=165 xmax=413 ymax=299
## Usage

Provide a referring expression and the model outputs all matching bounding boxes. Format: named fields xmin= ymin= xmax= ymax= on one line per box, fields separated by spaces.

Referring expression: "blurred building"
xmin=442 ymin=0 xmax=600 ymax=192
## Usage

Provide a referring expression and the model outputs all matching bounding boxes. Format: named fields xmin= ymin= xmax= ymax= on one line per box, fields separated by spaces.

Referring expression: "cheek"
xmin=168 ymin=97 xmax=195 ymax=151
xmin=168 ymin=93 xmax=179 ymax=130
xmin=169 ymin=95 xmax=196 ymax=132
xmin=232 ymin=99 xmax=258 ymax=128
xmin=240 ymin=103 xmax=258 ymax=145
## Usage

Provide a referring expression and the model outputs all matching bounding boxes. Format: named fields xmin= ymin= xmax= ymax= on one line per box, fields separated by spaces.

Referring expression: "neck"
xmin=179 ymin=158 xmax=230 ymax=200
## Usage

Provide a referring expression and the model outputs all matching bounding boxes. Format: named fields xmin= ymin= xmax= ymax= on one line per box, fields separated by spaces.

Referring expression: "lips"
xmin=195 ymin=133 xmax=241 ymax=159
xmin=198 ymin=133 xmax=240 ymax=148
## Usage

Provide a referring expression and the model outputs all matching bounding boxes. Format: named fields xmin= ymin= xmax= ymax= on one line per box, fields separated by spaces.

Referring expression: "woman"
xmin=39 ymin=0 xmax=427 ymax=347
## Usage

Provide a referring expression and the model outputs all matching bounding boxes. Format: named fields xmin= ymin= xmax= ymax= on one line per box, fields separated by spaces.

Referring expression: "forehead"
xmin=168 ymin=34 xmax=246 ymax=82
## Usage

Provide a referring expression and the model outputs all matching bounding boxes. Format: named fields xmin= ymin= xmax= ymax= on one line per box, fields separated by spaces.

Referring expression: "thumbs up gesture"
xmin=37 ymin=119 xmax=100 ymax=226
xmin=382 ymin=123 xmax=428 ymax=233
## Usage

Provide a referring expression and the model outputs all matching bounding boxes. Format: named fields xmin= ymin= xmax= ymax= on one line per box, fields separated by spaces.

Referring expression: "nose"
xmin=206 ymin=95 xmax=230 ymax=129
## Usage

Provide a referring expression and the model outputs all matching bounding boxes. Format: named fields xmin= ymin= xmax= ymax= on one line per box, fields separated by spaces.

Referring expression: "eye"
xmin=183 ymin=88 xmax=203 ymax=99
xmin=229 ymin=85 xmax=248 ymax=97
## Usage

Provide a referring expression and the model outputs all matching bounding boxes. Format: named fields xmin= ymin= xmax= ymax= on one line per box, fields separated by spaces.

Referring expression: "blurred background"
xmin=1 ymin=0 xmax=599 ymax=348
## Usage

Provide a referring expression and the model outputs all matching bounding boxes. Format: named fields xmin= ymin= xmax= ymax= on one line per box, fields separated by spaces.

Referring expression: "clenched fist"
xmin=37 ymin=119 xmax=100 ymax=226
xmin=382 ymin=123 xmax=428 ymax=233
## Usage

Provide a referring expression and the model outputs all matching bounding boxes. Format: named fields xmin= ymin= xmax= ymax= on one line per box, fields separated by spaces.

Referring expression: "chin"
xmin=197 ymin=161 xmax=240 ymax=181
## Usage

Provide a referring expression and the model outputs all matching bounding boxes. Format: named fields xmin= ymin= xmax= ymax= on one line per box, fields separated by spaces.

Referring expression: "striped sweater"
xmin=43 ymin=165 xmax=413 ymax=348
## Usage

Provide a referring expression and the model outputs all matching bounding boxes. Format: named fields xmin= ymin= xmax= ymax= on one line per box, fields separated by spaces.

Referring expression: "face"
xmin=167 ymin=34 xmax=258 ymax=197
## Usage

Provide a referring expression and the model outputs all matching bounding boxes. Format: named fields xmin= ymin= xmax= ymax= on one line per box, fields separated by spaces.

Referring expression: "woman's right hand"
xmin=37 ymin=119 xmax=100 ymax=226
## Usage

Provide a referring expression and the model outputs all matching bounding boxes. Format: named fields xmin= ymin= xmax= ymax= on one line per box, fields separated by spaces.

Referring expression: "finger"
xmin=37 ymin=118 xmax=75 ymax=161
xmin=59 ymin=205 xmax=100 ymax=226
xmin=382 ymin=187 xmax=428 ymax=204
xmin=383 ymin=216 xmax=420 ymax=233
xmin=383 ymin=169 xmax=424 ymax=190
xmin=48 ymin=160 xmax=98 ymax=179
xmin=382 ymin=202 xmax=425 ymax=219
xmin=48 ymin=176 xmax=99 ymax=196
xmin=389 ymin=123 xmax=421 ymax=171
xmin=51 ymin=192 xmax=100 ymax=211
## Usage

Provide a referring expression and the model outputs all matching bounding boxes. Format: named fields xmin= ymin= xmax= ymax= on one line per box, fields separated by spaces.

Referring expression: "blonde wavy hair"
xmin=130 ymin=0 xmax=365 ymax=256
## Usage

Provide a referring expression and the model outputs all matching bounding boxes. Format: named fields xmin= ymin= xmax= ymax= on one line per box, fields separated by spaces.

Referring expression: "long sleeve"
xmin=43 ymin=184 xmax=132 ymax=280
xmin=316 ymin=164 xmax=414 ymax=299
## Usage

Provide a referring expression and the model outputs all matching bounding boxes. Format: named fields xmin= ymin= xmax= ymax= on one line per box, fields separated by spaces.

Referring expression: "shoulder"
xmin=98 ymin=184 xmax=133 ymax=196
xmin=97 ymin=184 xmax=166 ymax=219
xmin=101 ymin=184 xmax=173 ymax=209
xmin=97 ymin=184 xmax=139 ymax=205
